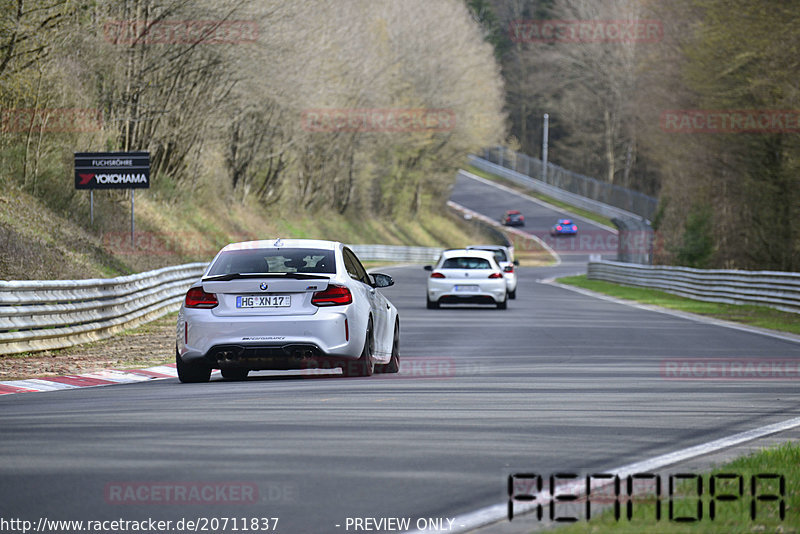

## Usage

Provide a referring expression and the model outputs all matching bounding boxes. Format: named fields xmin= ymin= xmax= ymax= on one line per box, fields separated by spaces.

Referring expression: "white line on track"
xmin=408 ymin=416 xmax=800 ymax=533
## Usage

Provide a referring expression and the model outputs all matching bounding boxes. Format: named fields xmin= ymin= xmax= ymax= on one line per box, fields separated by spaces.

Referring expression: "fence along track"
xmin=588 ymin=260 xmax=800 ymax=313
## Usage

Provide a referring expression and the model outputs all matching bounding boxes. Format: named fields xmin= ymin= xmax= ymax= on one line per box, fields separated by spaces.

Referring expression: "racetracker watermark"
xmin=103 ymin=20 xmax=259 ymax=45
xmin=660 ymin=110 xmax=800 ymax=134
xmin=510 ymin=229 xmax=657 ymax=256
xmin=1 ymin=108 xmax=103 ymax=133
xmin=104 ymin=481 xmax=296 ymax=505
xmin=105 ymin=482 xmax=258 ymax=505
xmin=661 ymin=359 xmax=800 ymax=380
xmin=302 ymin=357 xmax=485 ymax=379
xmin=510 ymin=20 xmax=663 ymax=43
xmin=301 ymin=108 xmax=456 ymax=133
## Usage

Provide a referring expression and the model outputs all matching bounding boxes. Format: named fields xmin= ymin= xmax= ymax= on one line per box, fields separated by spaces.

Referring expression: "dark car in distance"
xmin=501 ymin=210 xmax=525 ymax=227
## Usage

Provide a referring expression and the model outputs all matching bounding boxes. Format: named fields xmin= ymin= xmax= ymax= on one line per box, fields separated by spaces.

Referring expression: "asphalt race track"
xmin=1 ymin=177 xmax=799 ymax=533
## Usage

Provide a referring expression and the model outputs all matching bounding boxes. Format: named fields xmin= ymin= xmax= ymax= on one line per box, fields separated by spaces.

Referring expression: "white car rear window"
xmin=208 ymin=248 xmax=336 ymax=275
xmin=441 ymin=257 xmax=492 ymax=269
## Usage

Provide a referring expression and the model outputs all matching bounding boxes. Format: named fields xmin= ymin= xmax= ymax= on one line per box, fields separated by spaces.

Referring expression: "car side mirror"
xmin=423 ymin=265 xmax=432 ymax=271
xmin=514 ymin=260 xmax=520 ymax=266
xmin=371 ymin=273 xmax=394 ymax=288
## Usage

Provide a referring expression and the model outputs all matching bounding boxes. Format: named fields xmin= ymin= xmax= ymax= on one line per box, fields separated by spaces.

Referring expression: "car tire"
xmin=508 ymin=289 xmax=516 ymax=300
xmin=341 ymin=319 xmax=375 ymax=377
xmin=496 ymin=295 xmax=508 ymax=310
xmin=426 ymin=296 xmax=439 ymax=309
xmin=377 ymin=321 xmax=400 ymax=374
xmin=176 ymin=348 xmax=211 ymax=383
xmin=221 ymin=368 xmax=249 ymax=381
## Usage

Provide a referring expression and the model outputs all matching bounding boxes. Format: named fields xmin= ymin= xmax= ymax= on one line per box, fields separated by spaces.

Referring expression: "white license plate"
xmin=236 ymin=295 xmax=291 ymax=308
xmin=454 ymin=285 xmax=480 ymax=292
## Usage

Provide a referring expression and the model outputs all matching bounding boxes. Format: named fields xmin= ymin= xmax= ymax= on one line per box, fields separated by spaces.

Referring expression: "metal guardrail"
xmin=478 ymin=147 xmax=658 ymax=221
xmin=587 ymin=260 xmax=800 ymax=314
xmin=0 ymin=263 xmax=209 ymax=355
xmin=0 ymin=245 xmax=446 ymax=355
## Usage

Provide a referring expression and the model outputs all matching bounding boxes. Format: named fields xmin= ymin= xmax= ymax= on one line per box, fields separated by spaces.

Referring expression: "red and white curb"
xmin=0 ymin=364 xmax=220 ymax=395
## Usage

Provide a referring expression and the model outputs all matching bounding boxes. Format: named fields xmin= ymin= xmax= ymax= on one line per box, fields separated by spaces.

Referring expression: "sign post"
xmin=74 ymin=151 xmax=150 ymax=247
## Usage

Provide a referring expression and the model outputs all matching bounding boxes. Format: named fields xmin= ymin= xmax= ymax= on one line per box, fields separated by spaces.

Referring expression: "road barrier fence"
xmin=477 ymin=146 xmax=658 ymax=221
xmin=587 ymin=260 xmax=800 ymax=314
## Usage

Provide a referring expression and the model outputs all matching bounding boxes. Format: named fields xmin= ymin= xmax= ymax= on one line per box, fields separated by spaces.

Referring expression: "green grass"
xmin=558 ymin=275 xmax=800 ymax=335
xmin=463 ymin=164 xmax=615 ymax=228
xmin=551 ymin=441 xmax=800 ymax=534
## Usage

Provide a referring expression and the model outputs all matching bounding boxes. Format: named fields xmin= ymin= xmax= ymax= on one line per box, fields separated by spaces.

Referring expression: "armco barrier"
xmin=587 ymin=260 xmax=800 ymax=313
xmin=0 ymin=245 xmax=446 ymax=355
xmin=0 ymin=263 xmax=208 ymax=355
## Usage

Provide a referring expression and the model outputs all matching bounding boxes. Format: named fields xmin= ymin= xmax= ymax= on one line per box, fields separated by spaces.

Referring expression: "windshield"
xmin=207 ymin=248 xmax=335 ymax=276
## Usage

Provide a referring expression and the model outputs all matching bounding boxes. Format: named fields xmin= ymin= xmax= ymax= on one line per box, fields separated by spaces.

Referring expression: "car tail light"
xmin=556 ymin=225 xmax=562 ymax=231
xmin=185 ymin=287 xmax=218 ymax=308
xmin=312 ymin=284 xmax=352 ymax=306
xmin=488 ymin=272 xmax=503 ymax=279
xmin=572 ymin=225 xmax=577 ymax=231
xmin=430 ymin=272 xmax=446 ymax=278
xmin=503 ymin=265 xmax=514 ymax=273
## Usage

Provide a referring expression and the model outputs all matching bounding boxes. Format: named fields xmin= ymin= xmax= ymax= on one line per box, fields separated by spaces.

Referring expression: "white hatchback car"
xmin=425 ymin=249 xmax=508 ymax=309
xmin=176 ymin=239 xmax=399 ymax=382
xmin=466 ymin=245 xmax=519 ymax=299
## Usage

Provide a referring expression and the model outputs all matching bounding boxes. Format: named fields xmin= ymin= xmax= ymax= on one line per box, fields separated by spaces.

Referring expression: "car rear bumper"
xmin=182 ymin=342 xmax=355 ymax=371
xmin=427 ymin=280 xmax=506 ymax=304
xmin=178 ymin=308 xmax=365 ymax=369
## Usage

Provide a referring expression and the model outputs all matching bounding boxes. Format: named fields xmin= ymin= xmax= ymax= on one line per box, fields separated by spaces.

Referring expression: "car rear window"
xmin=208 ymin=248 xmax=336 ymax=275
xmin=441 ymin=257 xmax=492 ymax=269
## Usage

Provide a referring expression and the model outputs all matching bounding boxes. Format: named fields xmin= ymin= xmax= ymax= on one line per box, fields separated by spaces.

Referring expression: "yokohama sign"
xmin=74 ymin=152 xmax=150 ymax=190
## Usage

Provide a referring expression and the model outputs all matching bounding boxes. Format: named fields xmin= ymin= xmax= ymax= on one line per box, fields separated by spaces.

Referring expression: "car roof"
xmin=440 ymin=248 xmax=497 ymax=261
xmin=221 ymin=238 xmax=339 ymax=252
xmin=506 ymin=210 xmax=521 ymax=214
xmin=557 ymin=219 xmax=573 ymax=223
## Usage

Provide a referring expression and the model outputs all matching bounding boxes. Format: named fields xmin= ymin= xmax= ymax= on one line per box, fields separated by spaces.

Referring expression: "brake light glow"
xmin=312 ymin=284 xmax=353 ymax=306
xmin=430 ymin=272 xmax=446 ymax=278
xmin=488 ymin=272 xmax=503 ymax=279
xmin=572 ymin=225 xmax=577 ymax=231
xmin=503 ymin=265 xmax=514 ymax=273
xmin=556 ymin=225 xmax=562 ymax=231
xmin=185 ymin=287 xmax=218 ymax=308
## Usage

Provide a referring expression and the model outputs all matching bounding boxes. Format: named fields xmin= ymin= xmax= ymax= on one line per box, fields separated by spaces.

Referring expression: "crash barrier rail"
xmin=474 ymin=147 xmax=658 ymax=221
xmin=587 ymin=260 xmax=800 ymax=314
xmin=0 ymin=263 xmax=209 ymax=355
xmin=0 ymin=245 xmax=449 ymax=355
